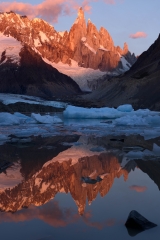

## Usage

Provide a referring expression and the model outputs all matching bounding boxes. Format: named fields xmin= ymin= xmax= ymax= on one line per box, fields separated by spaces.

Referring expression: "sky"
xmin=0 ymin=0 xmax=159 ymax=55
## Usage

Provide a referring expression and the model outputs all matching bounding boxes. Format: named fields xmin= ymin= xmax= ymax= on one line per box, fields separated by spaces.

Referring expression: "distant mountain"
xmin=83 ymin=34 xmax=160 ymax=110
xmin=0 ymin=9 xmax=136 ymax=91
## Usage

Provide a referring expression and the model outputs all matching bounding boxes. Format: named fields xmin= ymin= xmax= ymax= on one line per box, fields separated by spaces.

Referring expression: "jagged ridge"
xmin=0 ymin=9 xmax=136 ymax=73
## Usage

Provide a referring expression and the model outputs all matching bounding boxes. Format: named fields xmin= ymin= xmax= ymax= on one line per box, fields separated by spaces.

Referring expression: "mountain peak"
xmin=123 ymin=42 xmax=129 ymax=55
xmin=78 ymin=7 xmax=84 ymax=19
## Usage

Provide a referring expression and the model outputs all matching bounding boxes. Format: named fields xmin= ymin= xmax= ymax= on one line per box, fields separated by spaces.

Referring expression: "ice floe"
xmin=0 ymin=103 xmax=160 ymax=144
xmin=0 ymin=93 xmax=67 ymax=108
xmin=63 ymin=104 xmax=160 ymax=127
xmin=0 ymin=112 xmax=62 ymax=126
xmin=31 ymin=113 xmax=62 ymax=124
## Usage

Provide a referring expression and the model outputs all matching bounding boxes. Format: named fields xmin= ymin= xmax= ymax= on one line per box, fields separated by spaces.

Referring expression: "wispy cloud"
xmin=129 ymin=185 xmax=147 ymax=192
xmin=129 ymin=32 xmax=147 ymax=39
xmin=0 ymin=0 xmax=119 ymax=23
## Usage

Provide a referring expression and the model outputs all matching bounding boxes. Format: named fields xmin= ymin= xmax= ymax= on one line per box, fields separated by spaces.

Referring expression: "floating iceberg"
xmin=0 ymin=112 xmax=21 ymax=125
xmin=63 ymin=105 xmax=124 ymax=119
xmin=31 ymin=113 xmax=62 ymax=124
xmin=117 ymin=104 xmax=133 ymax=112
xmin=63 ymin=105 xmax=160 ymax=127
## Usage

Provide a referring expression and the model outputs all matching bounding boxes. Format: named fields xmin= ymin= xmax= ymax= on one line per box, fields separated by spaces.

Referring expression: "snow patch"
xmin=39 ymin=31 xmax=49 ymax=43
xmin=81 ymin=37 xmax=86 ymax=42
xmin=59 ymin=31 xmax=65 ymax=37
xmin=0 ymin=32 xmax=22 ymax=65
xmin=84 ymin=43 xmax=96 ymax=54
xmin=34 ymin=38 xmax=42 ymax=47
xmin=120 ymin=56 xmax=131 ymax=71
xmin=99 ymin=45 xmax=108 ymax=51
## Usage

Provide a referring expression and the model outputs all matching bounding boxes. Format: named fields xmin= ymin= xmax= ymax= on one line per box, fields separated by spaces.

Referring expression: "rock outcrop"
xmin=67 ymin=8 xmax=136 ymax=71
xmin=125 ymin=210 xmax=157 ymax=236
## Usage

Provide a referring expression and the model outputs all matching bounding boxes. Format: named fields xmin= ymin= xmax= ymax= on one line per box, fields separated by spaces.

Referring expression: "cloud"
xmin=0 ymin=201 xmax=80 ymax=227
xmin=129 ymin=185 xmax=147 ymax=192
xmin=129 ymin=32 xmax=147 ymax=39
xmin=82 ymin=211 xmax=116 ymax=229
xmin=0 ymin=0 xmax=118 ymax=23
xmin=0 ymin=0 xmax=71 ymax=23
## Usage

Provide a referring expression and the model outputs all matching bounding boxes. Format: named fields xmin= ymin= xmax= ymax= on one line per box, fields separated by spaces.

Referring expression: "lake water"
xmin=0 ymin=118 xmax=160 ymax=240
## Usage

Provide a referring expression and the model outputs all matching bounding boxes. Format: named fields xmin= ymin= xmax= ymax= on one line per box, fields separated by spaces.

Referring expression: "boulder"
xmin=125 ymin=210 xmax=157 ymax=236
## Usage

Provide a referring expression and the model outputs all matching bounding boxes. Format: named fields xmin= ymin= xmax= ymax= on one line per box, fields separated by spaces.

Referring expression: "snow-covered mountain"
xmin=0 ymin=32 xmax=81 ymax=99
xmin=0 ymin=9 xmax=136 ymax=91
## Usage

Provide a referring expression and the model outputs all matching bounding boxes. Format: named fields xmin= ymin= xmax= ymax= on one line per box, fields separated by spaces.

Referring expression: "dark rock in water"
xmin=110 ymin=138 xmax=124 ymax=142
xmin=125 ymin=210 xmax=157 ymax=236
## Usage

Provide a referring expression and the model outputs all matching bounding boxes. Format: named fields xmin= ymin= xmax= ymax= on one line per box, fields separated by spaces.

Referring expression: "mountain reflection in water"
xmin=0 ymin=134 xmax=160 ymax=239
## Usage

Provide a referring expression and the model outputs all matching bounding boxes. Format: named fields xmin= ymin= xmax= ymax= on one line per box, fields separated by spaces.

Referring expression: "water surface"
xmin=0 ymin=120 xmax=160 ymax=240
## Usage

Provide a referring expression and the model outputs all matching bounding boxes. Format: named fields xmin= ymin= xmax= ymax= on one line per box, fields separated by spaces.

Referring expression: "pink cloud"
xmin=82 ymin=211 xmax=116 ymax=229
xmin=0 ymin=0 xmax=119 ymax=22
xmin=0 ymin=201 xmax=80 ymax=227
xmin=0 ymin=0 xmax=74 ymax=23
xmin=129 ymin=32 xmax=148 ymax=39
xmin=129 ymin=185 xmax=147 ymax=192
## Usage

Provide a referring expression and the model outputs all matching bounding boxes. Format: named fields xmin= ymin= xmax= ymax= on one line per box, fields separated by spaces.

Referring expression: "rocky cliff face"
xmin=67 ymin=8 xmax=136 ymax=71
xmin=0 ymin=9 xmax=136 ymax=74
